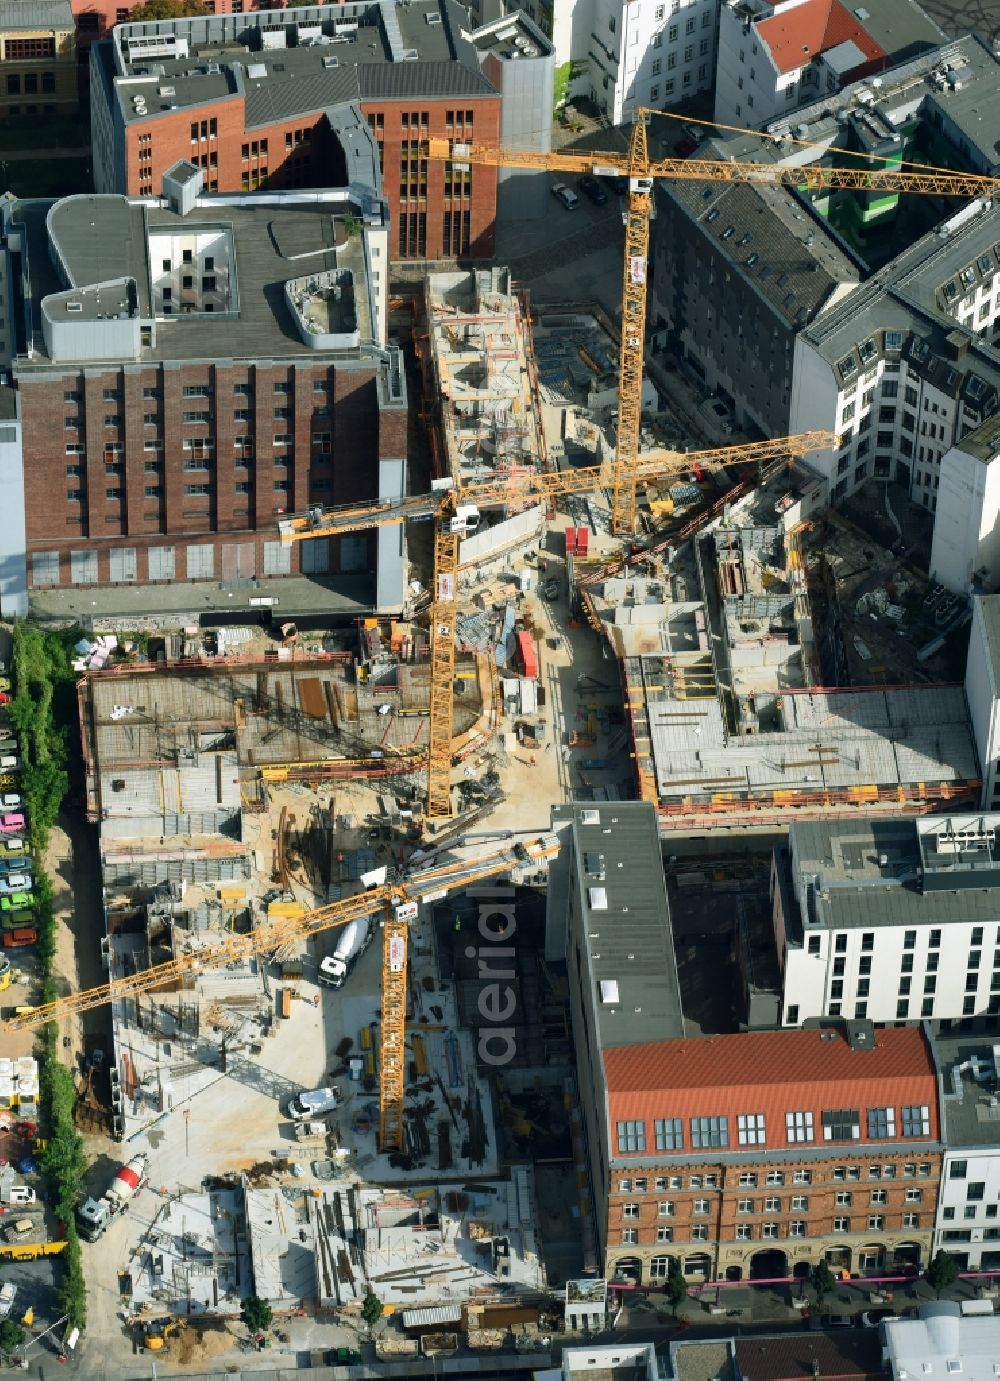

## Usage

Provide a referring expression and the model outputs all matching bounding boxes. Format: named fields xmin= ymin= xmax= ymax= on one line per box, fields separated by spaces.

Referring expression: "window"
xmin=144 ymin=486 xmax=163 ymax=499
xmin=761 ymin=1222 xmax=777 ymax=1239
xmin=791 ymin=1196 xmax=808 ymax=1211
xmin=693 ymin=1199 xmax=709 ymax=1215
xmin=736 ymin=1224 xmax=751 ymax=1240
xmin=950 ymin=1161 xmax=968 ymax=1179
xmin=737 ymin=1198 xmax=754 ymax=1214
xmin=183 ymin=411 xmax=211 ymax=424
xmin=789 ymin=1221 xmax=806 ymax=1237
xmin=786 ymin=1111 xmax=814 ymax=1143
xmin=657 ymin=1226 xmax=672 ymax=1242
xmin=902 ymin=1105 xmax=930 ymax=1137
xmin=903 ymin=1212 xmax=920 ymax=1228
xmin=622 ymin=1203 xmax=639 ymax=1219
xmin=967 ymin=1181 xmax=986 ymax=1202
xmin=655 ymin=1118 xmax=683 ymax=1150
xmin=634 ymin=1179 xmax=647 ymax=1194
xmin=70 ymin=550 xmax=98 ymax=584
xmin=691 ymin=1225 xmax=708 ymax=1241
xmin=868 ymin=1215 xmax=885 ymax=1231
xmin=619 ymin=1179 xmax=632 ymax=1194
xmin=691 ymin=1116 xmax=728 ymax=1148
xmin=738 ymin=1114 xmax=766 ymax=1146
xmin=617 ymin=1121 xmax=645 ymax=1153
xmin=621 ymin=1227 xmax=638 ymax=1244
xmin=833 ymin=1216 xmax=850 ymax=1232
xmin=793 ymin=1170 xmax=812 ymax=1185
xmin=867 ymin=1107 xmax=896 ymax=1139
xmin=870 ymin=1189 xmax=887 ymax=1206
xmin=739 ymin=1173 xmax=758 ymax=1188
xmin=147 ymin=546 xmax=174 ymax=581
xmin=143 ymin=387 xmax=162 ymax=401
xmin=765 ymin=1170 xmax=784 ymax=1186
xmin=823 ymin=1109 xmax=861 ymax=1142
xmin=764 ymin=1196 xmax=781 ymax=1213
xmin=808 ymin=935 xmax=821 ymax=956
xmin=658 ymin=1201 xmax=674 ymax=1217
xmin=905 ymin=1188 xmax=922 ymax=1203
xmin=184 ymin=484 xmax=211 ymax=497
xmin=835 ymin=1191 xmax=853 ymax=1207
xmin=31 ymin=552 xmax=59 ymax=587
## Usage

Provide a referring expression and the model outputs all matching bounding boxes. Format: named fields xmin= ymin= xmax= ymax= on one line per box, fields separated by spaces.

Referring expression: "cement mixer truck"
xmin=318 ymin=916 xmax=373 ymax=990
xmin=77 ymin=1153 xmax=148 ymax=1241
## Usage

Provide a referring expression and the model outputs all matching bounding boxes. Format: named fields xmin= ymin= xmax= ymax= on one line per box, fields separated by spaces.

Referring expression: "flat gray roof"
xmin=17 ymin=183 xmax=383 ymax=367
xmin=934 ymin=1033 xmax=1000 ymax=1150
xmin=0 ymin=0 xmax=72 ymax=30
xmin=107 ymin=0 xmax=494 ymax=127
xmin=555 ymin=801 xmax=684 ymax=1049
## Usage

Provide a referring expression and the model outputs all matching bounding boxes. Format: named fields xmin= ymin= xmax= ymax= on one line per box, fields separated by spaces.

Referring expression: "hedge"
xmin=11 ymin=624 xmax=86 ymax=1329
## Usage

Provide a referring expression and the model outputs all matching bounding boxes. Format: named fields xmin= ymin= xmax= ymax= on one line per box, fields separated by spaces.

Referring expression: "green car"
xmin=1 ymin=909 xmax=32 ymax=930
xmin=0 ymin=894 xmax=32 ymax=911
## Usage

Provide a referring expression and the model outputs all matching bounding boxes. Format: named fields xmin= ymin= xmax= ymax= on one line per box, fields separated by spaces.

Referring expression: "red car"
xmin=0 ymin=694 xmax=10 ymax=706
xmin=2 ymin=928 xmax=36 ymax=948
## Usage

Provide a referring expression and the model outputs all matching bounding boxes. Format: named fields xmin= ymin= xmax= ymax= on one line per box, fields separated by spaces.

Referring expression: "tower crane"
xmin=423 ymin=114 xmax=1000 ymax=534
xmin=5 ymin=835 xmax=561 ymax=1152
xmin=281 ymin=431 xmax=836 ymax=818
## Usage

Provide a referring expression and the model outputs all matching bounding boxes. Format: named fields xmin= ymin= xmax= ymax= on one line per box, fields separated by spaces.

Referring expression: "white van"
xmin=287 ymin=1087 xmax=341 ymax=1120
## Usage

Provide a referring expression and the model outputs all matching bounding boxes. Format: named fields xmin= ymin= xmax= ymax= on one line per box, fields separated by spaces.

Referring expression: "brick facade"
xmin=121 ymin=96 xmax=500 ymax=261
xmin=20 ymin=360 xmax=390 ymax=593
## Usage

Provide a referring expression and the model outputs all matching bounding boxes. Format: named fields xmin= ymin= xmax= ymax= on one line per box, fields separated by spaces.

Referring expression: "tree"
xmin=925 ymin=1249 xmax=960 ymax=1299
xmin=361 ymin=1291 xmax=384 ymax=1329
xmin=663 ymin=1259 xmax=688 ymax=1317
xmin=125 ymin=0 xmax=210 ymax=19
xmin=0 ymin=1320 xmax=25 ymax=1355
xmin=240 ymin=1295 xmax=273 ymax=1336
xmin=809 ymin=1260 xmax=837 ymax=1311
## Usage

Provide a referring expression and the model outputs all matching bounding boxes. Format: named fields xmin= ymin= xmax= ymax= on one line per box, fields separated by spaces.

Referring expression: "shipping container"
xmin=516 ymin=631 xmax=538 ymax=680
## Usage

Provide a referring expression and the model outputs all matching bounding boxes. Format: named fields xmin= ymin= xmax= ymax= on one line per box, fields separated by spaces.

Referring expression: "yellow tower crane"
xmin=423 ymin=115 xmax=1000 ymax=533
xmin=5 ymin=835 xmax=562 ymax=1152
xmin=281 ymin=431 xmax=836 ymax=818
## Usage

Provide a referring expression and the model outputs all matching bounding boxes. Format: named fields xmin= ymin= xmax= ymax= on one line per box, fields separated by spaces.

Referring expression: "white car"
xmin=0 ymin=876 xmax=31 ymax=894
xmin=0 ymin=1280 xmax=16 ymax=1317
xmin=6 ymin=1186 xmax=36 ymax=1206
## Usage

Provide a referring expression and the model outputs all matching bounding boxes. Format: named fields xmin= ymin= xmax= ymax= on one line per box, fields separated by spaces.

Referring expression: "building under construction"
xmin=581 ymin=515 xmax=982 ymax=828
xmin=424 ymin=267 xmax=546 ymax=493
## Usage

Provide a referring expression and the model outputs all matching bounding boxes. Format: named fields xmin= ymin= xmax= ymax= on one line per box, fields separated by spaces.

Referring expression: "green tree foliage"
xmin=925 ymin=1248 xmax=960 ymax=1298
xmin=663 ymin=1259 xmax=688 ymax=1315
xmin=809 ymin=1260 xmax=837 ymax=1310
xmin=240 ymin=1296 xmax=274 ymax=1335
xmin=361 ymin=1292 xmax=384 ymax=1328
xmin=125 ymin=0 xmax=209 ymax=18
xmin=0 ymin=1319 xmax=25 ymax=1354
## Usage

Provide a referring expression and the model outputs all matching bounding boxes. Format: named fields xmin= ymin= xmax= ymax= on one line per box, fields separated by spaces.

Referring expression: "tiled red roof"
xmin=604 ymin=1026 xmax=939 ymax=1150
xmin=735 ymin=1329 xmax=885 ymax=1381
xmin=756 ymin=0 xmax=887 ymax=76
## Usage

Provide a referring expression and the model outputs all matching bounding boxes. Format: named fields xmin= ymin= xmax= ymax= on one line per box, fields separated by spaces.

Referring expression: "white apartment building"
xmin=499 ymin=0 xmax=717 ymax=122
xmin=931 ymin=417 xmax=1000 ymax=594
xmin=932 ymin=1035 xmax=1000 ymax=1271
xmin=774 ymin=814 xmax=1000 ymax=1028
xmin=715 ymin=0 xmax=945 ymax=130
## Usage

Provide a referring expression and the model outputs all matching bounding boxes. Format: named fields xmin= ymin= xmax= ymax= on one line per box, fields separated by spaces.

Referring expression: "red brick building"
xmin=89 ymin=1 xmax=552 ymax=262
xmin=3 ymin=177 xmax=407 ymax=622
xmin=593 ymin=1025 xmax=942 ymax=1288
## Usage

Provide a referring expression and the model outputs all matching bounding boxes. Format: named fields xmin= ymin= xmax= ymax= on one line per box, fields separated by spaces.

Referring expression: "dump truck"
xmin=76 ymin=1153 xmax=147 ymax=1241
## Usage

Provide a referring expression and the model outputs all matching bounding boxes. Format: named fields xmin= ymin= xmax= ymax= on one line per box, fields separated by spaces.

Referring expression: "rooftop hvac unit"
xmin=425 ymin=12 xmax=442 ymax=23
xmin=322 ymin=54 xmax=339 ymax=67
xmin=522 ymin=43 xmax=537 ymax=55
xmin=205 ymin=60 xmax=220 ymax=74
xmin=157 ymin=85 xmax=176 ymax=97
xmin=402 ymin=47 xmax=419 ymax=59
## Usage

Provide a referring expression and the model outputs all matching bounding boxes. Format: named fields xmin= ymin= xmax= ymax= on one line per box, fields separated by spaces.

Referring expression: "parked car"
xmin=4 ymin=1186 xmax=36 ymax=1207
xmin=0 ymin=795 xmax=20 ymax=810
xmin=0 ymin=1281 xmax=16 ymax=1317
xmin=0 ymin=858 xmax=31 ymax=875
xmin=0 ymin=877 xmax=32 ymax=894
xmin=0 ymin=895 xmax=33 ymax=913
xmin=2 ymin=928 xmax=37 ymax=948
xmin=577 ymin=174 xmax=608 ymax=205
xmin=1 ymin=911 xmax=33 ymax=930
xmin=861 ymin=1309 xmax=896 ymax=1328
xmin=809 ymin=1314 xmax=853 ymax=1330
xmin=287 ymin=1087 xmax=341 ymax=1120
xmin=0 ymin=814 xmax=25 ymax=834
xmin=551 ymin=181 xmax=580 ymax=210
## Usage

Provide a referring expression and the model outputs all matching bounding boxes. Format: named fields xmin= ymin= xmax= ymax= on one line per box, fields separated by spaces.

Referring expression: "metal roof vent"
xmin=426 ymin=12 xmax=442 ymax=23
xmin=402 ymin=48 xmax=419 ymax=59
xmin=599 ymin=979 xmax=619 ymax=1004
xmin=588 ymin=886 xmax=608 ymax=910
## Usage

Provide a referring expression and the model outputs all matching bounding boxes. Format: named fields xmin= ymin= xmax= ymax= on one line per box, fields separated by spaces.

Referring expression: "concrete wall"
xmin=931 ymin=445 xmax=1000 ymax=594
xmin=0 ymin=401 xmax=26 ymax=617
xmin=459 ymin=504 xmax=545 ymax=567
xmin=965 ymin=598 xmax=1000 ymax=809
